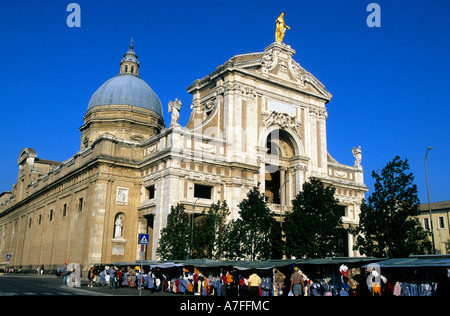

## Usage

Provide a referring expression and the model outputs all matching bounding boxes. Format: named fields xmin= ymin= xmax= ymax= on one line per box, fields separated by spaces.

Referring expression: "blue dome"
xmin=87 ymin=73 xmax=163 ymax=117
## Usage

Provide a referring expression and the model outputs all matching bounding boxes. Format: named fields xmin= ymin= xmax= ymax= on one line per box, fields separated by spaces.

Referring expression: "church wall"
xmin=0 ymin=181 xmax=92 ymax=269
xmin=140 ymin=128 xmax=260 ymax=257
xmin=104 ymin=176 xmax=142 ymax=264
xmin=29 ymin=207 xmax=45 ymax=265
xmin=1 ymin=41 xmax=369 ymax=265
xmin=88 ymin=180 xmax=107 ymax=265
xmin=41 ymin=200 xmax=57 ymax=264
xmin=176 ymin=43 xmax=367 ymax=258
xmin=0 ymin=136 xmax=146 ymax=270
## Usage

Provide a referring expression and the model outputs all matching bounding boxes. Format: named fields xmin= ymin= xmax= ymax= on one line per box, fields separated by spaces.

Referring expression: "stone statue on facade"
xmin=275 ymin=12 xmax=290 ymax=43
xmin=114 ymin=215 xmax=123 ymax=238
xmin=169 ymin=98 xmax=182 ymax=127
xmin=352 ymin=146 xmax=362 ymax=167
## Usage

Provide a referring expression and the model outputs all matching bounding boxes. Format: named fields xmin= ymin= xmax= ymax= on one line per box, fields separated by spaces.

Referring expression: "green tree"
xmin=353 ymin=156 xmax=432 ymax=258
xmin=283 ymin=178 xmax=346 ymax=259
xmin=156 ymin=203 xmax=190 ymax=260
xmin=192 ymin=200 xmax=230 ymax=260
xmin=224 ymin=186 xmax=281 ymax=260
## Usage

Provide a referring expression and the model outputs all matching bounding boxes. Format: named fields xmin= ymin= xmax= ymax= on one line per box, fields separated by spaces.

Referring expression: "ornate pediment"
xmin=187 ymin=42 xmax=332 ymax=103
xmin=223 ymin=42 xmax=332 ymax=101
xmin=260 ymin=42 xmax=332 ymax=100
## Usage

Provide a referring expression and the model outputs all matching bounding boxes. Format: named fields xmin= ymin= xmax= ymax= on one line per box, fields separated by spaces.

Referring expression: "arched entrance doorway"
xmin=263 ymin=129 xmax=300 ymax=208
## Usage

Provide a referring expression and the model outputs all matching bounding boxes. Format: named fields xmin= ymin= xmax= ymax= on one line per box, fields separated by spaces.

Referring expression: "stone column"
xmin=279 ymin=166 xmax=286 ymax=206
xmin=151 ymin=171 xmax=183 ymax=260
xmin=308 ymin=108 xmax=318 ymax=175
xmin=150 ymin=172 xmax=165 ymax=260
xmin=289 ymin=167 xmax=297 ymax=204
xmin=347 ymin=232 xmax=354 ymax=257
xmin=294 ymin=166 xmax=301 ymax=194
xmin=286 ymin=167 xmax=292 ymax=207
xmin=258 ymin=161 xmax=265 ymax=194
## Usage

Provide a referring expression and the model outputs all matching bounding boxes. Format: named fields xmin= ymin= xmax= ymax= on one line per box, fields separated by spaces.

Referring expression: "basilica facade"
xmin=0 ymin=40 xmax=367 ymax=270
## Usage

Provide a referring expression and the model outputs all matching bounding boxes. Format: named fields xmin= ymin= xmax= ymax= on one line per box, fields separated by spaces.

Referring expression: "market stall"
xmin=362 ymin=255 xmax=450 ymax=296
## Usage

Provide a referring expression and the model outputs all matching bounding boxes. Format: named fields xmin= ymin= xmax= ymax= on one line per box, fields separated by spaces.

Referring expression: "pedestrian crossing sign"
xmin=138 ymin=233 xmax=149 ymax=245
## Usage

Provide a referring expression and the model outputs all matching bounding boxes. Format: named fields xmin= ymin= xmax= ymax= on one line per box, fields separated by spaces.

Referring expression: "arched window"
xmin=131 ymin=66 xmax=134 ymax=74
xmin=124 ymin=65 xmax=128 ymax=73
xmin=266 ymin=129 xmax=296 ymax=158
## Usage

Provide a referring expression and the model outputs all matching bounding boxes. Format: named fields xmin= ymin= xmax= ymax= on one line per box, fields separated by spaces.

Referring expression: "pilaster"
xmin=88 ymin=181 xmax=108 ymax=266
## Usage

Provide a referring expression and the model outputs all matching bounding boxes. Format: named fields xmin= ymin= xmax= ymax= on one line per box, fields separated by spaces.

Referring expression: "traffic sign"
xmin=137 ymin=234 xmax=149 ymax=297
xmin=138 ymin=233 xmax=149 ymax=245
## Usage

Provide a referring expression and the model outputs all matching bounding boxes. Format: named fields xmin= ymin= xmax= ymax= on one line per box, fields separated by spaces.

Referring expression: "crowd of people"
xmin=80 ymin=265 xmax=278 ymax=296
xmin=70 ymin=264 xmax=319 ymax=297
xmin=52 ymin=262 xmax=450 ymax=297
xmin=85 ymin=265 xmax=133 ymax=289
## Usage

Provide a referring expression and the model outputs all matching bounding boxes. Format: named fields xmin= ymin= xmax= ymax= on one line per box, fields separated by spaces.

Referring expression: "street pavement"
xmin=0 ymin=273 xmax=175 ymax=296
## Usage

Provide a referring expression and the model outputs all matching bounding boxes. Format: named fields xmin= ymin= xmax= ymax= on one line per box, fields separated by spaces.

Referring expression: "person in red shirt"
xmin=116 ymin=268 xmax=124 ymax=288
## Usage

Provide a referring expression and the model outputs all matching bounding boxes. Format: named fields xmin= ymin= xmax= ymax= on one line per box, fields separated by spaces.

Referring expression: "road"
xmin=0 ymin=274 xmax=175 ymax=296
xmin=0 ymin=274 xmax=106 ymax=296
xmin=0 ymin=274 xmax=316 ymax=313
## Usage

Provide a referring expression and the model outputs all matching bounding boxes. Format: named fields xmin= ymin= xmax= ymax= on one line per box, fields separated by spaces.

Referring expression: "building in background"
xmin=0 ymin=39 xmax=367 ymax=271
xmin=419 ymin=201 xmax=450 ymax=254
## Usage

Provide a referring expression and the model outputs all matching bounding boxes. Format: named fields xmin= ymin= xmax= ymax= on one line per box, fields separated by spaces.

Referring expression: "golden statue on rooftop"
xmin=275 ymin=12 xmax=290 ymax=43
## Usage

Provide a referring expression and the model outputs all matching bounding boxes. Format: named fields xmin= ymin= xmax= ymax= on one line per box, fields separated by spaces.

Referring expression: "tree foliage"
xmin=224 ymin=186 xmax=281 ymax=260
xmin=283 ymin=178 xmax=346 ymax=259
xmin=156 ymin=203 xmax=190 ymax=260
xmin=191 ymin=200 xmax=230 ymax=260
xmin=353 ymin=156 xmax=432 ymax=258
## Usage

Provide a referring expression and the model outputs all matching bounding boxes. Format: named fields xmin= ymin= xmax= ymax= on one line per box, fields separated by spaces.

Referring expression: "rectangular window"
xmin=49 ymin=209 xmax=53 ymax=221
xmin=78 ymin=198 xmax=83 ymax=212
xmin=338 ymin=205 xmax=347 ymax=217
xmin=438 ymin=216 xmax=445 ymax=229
xmin=147 ymin=185 xmax=155 ymax=200
xmin=423 ymin=218 xmax=430 ymax=230
xmin=63 ymin=203 xmax=67 ymax=217
xmin=194 ymin=184 xmax=212 ymax=200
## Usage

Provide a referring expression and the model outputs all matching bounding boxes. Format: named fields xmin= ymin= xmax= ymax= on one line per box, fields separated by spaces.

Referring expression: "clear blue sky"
xmin=0 ymin=0 xmax=449 ymax=204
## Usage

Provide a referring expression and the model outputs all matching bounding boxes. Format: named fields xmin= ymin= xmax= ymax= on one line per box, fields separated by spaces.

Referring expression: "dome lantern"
xmin=120 ymin=37 xmax=140 ymax=76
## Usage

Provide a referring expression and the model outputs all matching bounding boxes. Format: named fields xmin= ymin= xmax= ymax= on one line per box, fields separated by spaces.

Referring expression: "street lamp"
xmin=424 ymin=146 xmax=436 ymax=254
